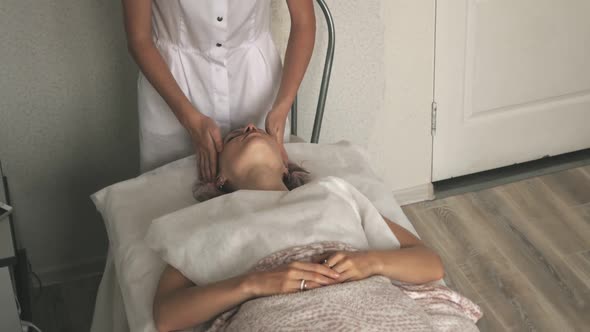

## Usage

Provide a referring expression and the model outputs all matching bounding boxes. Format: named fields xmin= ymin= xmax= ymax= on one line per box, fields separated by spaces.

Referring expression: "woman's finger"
xmin=330 ymin=259 xmax=351 ymax=275
xmin=278 ymin=277 xmax=325 ymax=294
xmin=292 ymin=270 xmax=337 ymax=285
xmin=336 ymin=270 xmax=356 ymax=283
xmin=281 ymin=279 xmax=311 ymax=294
xmin=211 ymin=126 xmax=224 ymax=153
xmin=276 ymin=128 xmax=284 ymax=145
xmin=207 ymin=135 xmax=218 ymax=180
xmin=325 ymin=252 xmax=347 ymax=268
xmin=303 ymin=280 xmax=323 ymax=290
xmin=270 ymin=128 xmax=282 ymax=144
xmin=201 ymin=151 xmax=211 ymax=182
xmin=278 ymin=144 xmax=288 ymax=165
xmin=198 ymin=150 xmax=205 ymax=181
xmin=290 ymin=262 xmax=340 ymax=279
xmin=311 ymin=252 xmax=333 ymax=264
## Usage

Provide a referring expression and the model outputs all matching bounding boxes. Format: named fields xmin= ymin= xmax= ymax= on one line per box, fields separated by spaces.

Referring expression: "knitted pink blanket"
xmin=206 ymin=242 xmax=482 ymax=331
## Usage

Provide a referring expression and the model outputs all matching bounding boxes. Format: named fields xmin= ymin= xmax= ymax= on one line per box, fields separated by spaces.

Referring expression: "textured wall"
xmin=0 ymin=1 xmax=139 ymax=275
xmin=273 ymin=0 xmax=435 ymax=191
xmin=271 ymin=0 xmax=385 ymax=148
xmin=0 ymin=0 xmax=434 ymax=276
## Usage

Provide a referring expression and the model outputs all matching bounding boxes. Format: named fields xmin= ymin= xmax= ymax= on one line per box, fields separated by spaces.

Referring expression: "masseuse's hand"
xmin=265 ymin=108 xmax=289 ymax=164
xmin=244 ymin=261 xmax=340 ymax=297
xmin=321 ymin=251 xmax=379 ymax=283
xmin=184 ymin=112 xmax=223 ymax=182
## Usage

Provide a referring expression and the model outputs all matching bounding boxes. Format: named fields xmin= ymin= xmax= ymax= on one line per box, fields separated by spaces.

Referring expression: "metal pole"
xmin=0 ymin=161 xmax=19 ymax=252
xmin=290 ymin=95 xmax=298 ymax=136
xmin=311 ymin=0 xmax=335 ymax=144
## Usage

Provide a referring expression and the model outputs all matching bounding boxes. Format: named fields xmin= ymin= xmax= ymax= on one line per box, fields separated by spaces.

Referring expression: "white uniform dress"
xmin=139 ymin=0 xmax=287 ymax=172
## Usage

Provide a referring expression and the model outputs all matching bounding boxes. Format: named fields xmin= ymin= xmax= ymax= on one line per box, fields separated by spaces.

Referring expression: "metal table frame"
xmin=290 ymin=0 xmax=335 ymax=144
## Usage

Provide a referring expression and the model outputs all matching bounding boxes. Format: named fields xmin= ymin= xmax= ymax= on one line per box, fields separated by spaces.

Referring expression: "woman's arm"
xmin=121 ymin=0 xmax=222 ymax=180
xmin=371 ymin=216 xmax=445 ymax=283
xmin=122 ymin=0 xmax=198 ymax=130
xmin=153 ymin=265 xmax=251 ymax=332
xmin=154 ymin=262 xmax=340 ymax=332
xmin=274 ymin=0 xmax=316 ymax=112
xmin=265 ymin=0 xmax=316 ymax=145
xmin=324 ymin=216 xmax=444 ymax=284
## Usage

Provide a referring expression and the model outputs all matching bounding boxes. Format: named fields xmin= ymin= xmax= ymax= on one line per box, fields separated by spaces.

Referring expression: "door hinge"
xmin=431 ymin=101 xmax=438 ymax=136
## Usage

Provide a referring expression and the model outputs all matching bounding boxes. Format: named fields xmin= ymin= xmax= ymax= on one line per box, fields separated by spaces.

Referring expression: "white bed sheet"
xmin=90 ymin=141 xmax=421 ymax=332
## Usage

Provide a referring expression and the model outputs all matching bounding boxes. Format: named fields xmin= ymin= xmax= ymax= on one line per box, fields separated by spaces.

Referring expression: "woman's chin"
xmin=242 ymin=134 xmax=275 ymax=149
xmin=238 ymin=137 xmax=283 ymax=164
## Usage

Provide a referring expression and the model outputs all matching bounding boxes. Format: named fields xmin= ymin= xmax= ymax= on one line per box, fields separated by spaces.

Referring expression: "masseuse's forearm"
xmin=272 ymin=2 xmax=316 ymax=115
xmin=127 ymin=39 xmax=202 ymax=127
xmin=154 ymin=275 xmax=252 ymax=332
xmin=370 ymin=246 xmax=445 ymax=284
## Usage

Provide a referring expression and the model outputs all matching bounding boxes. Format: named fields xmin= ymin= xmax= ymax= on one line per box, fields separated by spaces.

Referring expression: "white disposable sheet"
xmin=146 ymin=176 xmax=401 ymax=286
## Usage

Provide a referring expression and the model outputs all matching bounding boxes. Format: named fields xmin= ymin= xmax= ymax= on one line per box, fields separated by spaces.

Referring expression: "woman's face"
xmin=218 ymin=124 xmax=285 ymax=186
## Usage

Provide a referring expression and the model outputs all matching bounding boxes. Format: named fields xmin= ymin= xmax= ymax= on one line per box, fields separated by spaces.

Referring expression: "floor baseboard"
xmin=434 ymin=148 xmax=590 ymax=199
xmin=393 ymin=182 xmax=435 ymax=206
xmin=36 ymin=256 xmax=106 ymax=287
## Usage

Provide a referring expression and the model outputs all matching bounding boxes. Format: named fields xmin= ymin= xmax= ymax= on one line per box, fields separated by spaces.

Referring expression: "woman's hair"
xmin=192 ymin=162 xmax=310 ymax=202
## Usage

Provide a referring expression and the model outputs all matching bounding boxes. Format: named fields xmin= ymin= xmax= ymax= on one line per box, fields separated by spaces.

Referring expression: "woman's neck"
xmin=237 ymin=166 xmax=288 ymax=191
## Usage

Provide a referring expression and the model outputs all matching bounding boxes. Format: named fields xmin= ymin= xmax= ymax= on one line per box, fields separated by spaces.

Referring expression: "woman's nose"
xmin=244 ymin=123 xmax=256 ymax=133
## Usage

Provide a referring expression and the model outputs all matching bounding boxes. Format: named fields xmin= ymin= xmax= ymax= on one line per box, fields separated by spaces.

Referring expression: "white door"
xmin=432 ymin=0 xmax=590 ymax=181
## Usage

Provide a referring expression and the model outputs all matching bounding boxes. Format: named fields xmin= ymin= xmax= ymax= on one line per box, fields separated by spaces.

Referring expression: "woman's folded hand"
xmin=321 ymin=251 xmax=380 ymax=283
xmin=242 ymin=261 xmax=341 ymax=297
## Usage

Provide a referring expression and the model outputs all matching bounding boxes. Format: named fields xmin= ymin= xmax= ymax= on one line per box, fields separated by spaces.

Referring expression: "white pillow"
xmin=91 ymin=141 xmax=417 ymax=332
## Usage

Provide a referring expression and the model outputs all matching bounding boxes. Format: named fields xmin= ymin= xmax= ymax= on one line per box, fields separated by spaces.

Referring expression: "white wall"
xmin=0 ymin=0 xmax=434 ymax=280
xmin=273 ymin=0 xmax=385 ymax=150
xmin=273 ymin=0 xmax=435 ymax=194
xmin=0 ymin=0 xmax=139 ymax=280
xmin=373 ymin=0 xmax=435 ymax=192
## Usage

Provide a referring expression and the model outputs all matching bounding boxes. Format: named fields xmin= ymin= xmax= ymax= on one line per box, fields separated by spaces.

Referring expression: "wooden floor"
xmin=403 ymin=165 xmax=590 ymax=332
xmin=30 ymin=165 xmax=590 ymax=332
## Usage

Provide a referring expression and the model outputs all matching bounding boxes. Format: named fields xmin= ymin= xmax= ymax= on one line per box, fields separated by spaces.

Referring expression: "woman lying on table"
xmin=152 ymin=124 xmax=447 ymax=332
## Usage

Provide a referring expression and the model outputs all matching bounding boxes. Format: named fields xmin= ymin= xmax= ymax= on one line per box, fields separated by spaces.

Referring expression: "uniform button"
xmin=216 ymin=43 xmax=222 ymax=47
xmin=217 ymin=16 xmax=223 ymax=22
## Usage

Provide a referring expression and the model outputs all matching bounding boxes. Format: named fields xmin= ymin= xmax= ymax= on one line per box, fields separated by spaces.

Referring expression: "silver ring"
xmin=300 ymin=279 xmax=306 ymax=291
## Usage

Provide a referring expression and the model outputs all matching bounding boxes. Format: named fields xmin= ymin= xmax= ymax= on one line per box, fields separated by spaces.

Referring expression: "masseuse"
xmin=122 ymin=0 xmax=316 ymax=177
